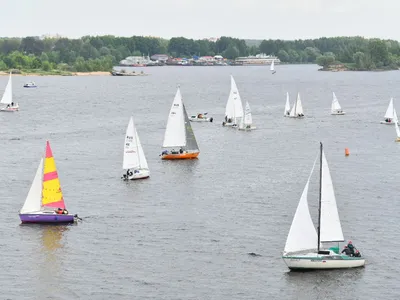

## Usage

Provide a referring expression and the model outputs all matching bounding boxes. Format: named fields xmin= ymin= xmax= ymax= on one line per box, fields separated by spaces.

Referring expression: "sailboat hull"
xmin=19 ymin=213 xmax=75 ymax=224
xmin=282 ymin=254 xmax=365 ymax=270
xmin=124 ymin=169 xmax=150 ymax=180
xmin=331 ymin=111 xmax=346 ymax=115
xmin=238 ymin=126 xmax=257 ymax=131
xmin=0 ymin=106 xmax=19 ymax=112
xmin=190 ymin=117 xmax=213 ymax=122
xmin=287 ymin=115 xmax=304 ymax=118
xmin=161 ymin=152 xmax=199 ymax=160
xmin=380 ymin=120 xmax=395 ymax=125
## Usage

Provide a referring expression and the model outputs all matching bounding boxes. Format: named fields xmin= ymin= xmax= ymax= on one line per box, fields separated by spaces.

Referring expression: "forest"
xmin=0 ymin=35 xmax=398 ymax=73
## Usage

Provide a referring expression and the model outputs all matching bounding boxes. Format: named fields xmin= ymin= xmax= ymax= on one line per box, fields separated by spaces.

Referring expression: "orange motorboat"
xmin=161 ymin=150 xmax=199 ymax=160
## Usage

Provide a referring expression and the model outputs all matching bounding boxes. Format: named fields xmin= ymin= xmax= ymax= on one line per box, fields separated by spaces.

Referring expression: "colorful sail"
xmin=42 ymin=141 xmax=66 ymax=209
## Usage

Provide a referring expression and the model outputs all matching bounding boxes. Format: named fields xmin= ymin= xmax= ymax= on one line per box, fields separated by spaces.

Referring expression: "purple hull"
xmin=19 ymin=213 xmax=75 ymax=224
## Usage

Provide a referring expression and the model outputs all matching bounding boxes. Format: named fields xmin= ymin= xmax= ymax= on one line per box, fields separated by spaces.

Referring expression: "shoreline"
xmin=0 ymin=71 xmax=112 ymax=76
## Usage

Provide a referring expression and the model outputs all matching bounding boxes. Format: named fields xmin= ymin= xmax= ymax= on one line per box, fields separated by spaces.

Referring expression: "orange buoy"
xmin=345 ymin=148 xmax=350 ymax=156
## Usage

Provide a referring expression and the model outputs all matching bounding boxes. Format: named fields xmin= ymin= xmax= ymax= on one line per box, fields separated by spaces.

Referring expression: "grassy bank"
xmin=0 ymin=69 xmax=112 ymax=76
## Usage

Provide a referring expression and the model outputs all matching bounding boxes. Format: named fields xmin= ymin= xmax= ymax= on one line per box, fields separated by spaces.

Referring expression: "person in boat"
xmin=63 ymin=209 xmax=68 ymax=214
xmin=246 ymin=125 xmax=251 ymax=129
xmin=6 ymin=104 xmax=9 ymax=108
xmin=354 ymin=249 xmax=361 ymax=257
xmin=11 ymin=102 xmax=14 ymax=107
xmin=347 ymin=241 xmax=355 ymax=255
xmin=341 ymin=245 xmax=352 ymax=256
xmin=225 ymin=116 xmax=228 ymax=122
xmin=134 ymin=169 xmax=139 ymax=174
xmin=126 ymin=169 xmax=133 ymax=177
xmin=227 ymin=118 xmax=232 ymax=123
xmin=179 ymin=148 xmax=183 ymax=154
xmin=56 ymin=208 xmax=63 ymax=214
xmin=286 ymin=111 xmax=290 ymax=116
xmin=161 ymin=150 xmax=168 ymax=156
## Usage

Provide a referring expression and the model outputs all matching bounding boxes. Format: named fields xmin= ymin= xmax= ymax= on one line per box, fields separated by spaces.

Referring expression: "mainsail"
xmin=1 ymin=72 xmax=12 ymax=105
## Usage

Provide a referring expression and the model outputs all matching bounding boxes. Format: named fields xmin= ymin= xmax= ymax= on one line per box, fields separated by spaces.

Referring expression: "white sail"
xmin=135 ymin=126 xmax=149 ymax=169
xmin=284 ymin=158 xmax=318 ymax=254
xmin=20 ymin=158 xmax=43 ymax=214
xmin=1 ymin=73 xmax=12 ymax=105
xmin=270 ymin=60 xmax=275 ymax=71
xmin=331 ymin=92 xmax=342 ymax=112
xmin=284 ymin=92 xmax=290 ymax=116
xmin=384 ymin=98 xmax=394 ymax=119
xmin=225 ymin=78 xmax=236 ymax=119
xmin=240 ymin=101 xmax=252 ymax=128
xmin=320 ymin=151 xmax=344 ymax=243
xmin=396 ymin=121 xmax=400 ymax=138
xmin=289 ymin=93 xmax=303 ymax=117
xmin=162 ymin=88 xmax=186 ymax=148
xmin=231 ymin=76 xmax=244 ymax=122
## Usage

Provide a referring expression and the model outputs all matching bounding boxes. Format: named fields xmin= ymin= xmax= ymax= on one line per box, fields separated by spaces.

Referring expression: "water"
xmin=0 ymin=65 xmax=399 ymax=299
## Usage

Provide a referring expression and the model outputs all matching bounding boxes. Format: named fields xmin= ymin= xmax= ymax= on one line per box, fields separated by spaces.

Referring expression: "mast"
xmin=317 ymin=141 xmax=323 ymax=252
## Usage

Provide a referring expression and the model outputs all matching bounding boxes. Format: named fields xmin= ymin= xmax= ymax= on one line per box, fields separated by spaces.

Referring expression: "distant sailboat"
xmin=222 ymin=75 xmax=244 ymax=127
xmin=238 ymin=101 xmax=256 ymax=130
xmin=395 ymin=121 xmax=400 ymax=142
xmin=161 ymin=87 xmax=200 ymax=160
xmin=284 ymin=92 xmax=290 ymax=117
xmin=270 ymin=60 xmax=276 ymax=74
xmin=282 ymin=142 xmax=365 ymax=270
xmin=380 ymin=98 xmax=397 ymax=125
xmin=287 ymin=93 xmax=304 ymax=118
xmin=19 ymin=141 xmax=76 ymax=224
xmin=121 ymin=116 xmax=150 ymax=180
xmin=331 ymin=92 xmax=345 ymax=115
xmin=0 ymin=72 xmax=19 ymax=112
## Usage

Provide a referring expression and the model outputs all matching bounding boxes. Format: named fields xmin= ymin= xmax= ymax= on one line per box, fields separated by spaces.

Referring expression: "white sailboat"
xmin=161 ymin=87 xmax=200 ymax=160
xmin=121 ymin=116 xmax=150 ymax=180
xmin=284 ymin=92 xmax=290 ymax=117
xmin=395 ymin=121 xmax=400 ymax=142
xmin=282 ymin=142 xmax=365 ymax=270
xmin=238 ymin=101 xmax=256 ymax=130
xmin=331 ymin=92 xmax=345 ymax=115
xmin=270 ymin=60 xmax=276 ymax=74
xmin=287 ymin=92 xmax=304 ymax=118
xmin=0 ymin=72 xmax=19 ymax=112
xmin=222 ymin=75 xmax=244 ymax=127
xmin=380 ymin=98 xmax=397 ymax=125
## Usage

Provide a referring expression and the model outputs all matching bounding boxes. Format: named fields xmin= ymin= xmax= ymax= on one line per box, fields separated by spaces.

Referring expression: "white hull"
xmin=331 ymin=111 xmax=346 ymax=115
xmin=0 ymin=105 xmax=19 ymax=112
xmin=189 ymin=118 xmax=212 ymax=122
xmin=380 ymin=120 xmax=395 ymax=125
xmin=123 ymin=169 xmax=150 ymax=180
xmin=283 ymin=255 xmax=365 ymax=270
xmin=222 ymin=122 xmax=237 ymax=127
xmin=238 ymin=125 xmax=256 ymax=131
xmin=287 ymin=115 xmax=304 ymax=119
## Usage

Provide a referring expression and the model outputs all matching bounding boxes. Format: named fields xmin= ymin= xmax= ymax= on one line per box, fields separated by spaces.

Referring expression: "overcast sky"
xmin=0 ymin=0 xmax=397 ymax=40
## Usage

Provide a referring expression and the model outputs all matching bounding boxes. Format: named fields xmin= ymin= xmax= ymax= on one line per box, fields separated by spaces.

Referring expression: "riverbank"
xmin=318 ymin=63 xmax=399 ymax=72
xmin=0 ymin=71 xmax=112 ymax=76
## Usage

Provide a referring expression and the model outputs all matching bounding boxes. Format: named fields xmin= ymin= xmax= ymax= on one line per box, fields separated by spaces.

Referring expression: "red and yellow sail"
xmin=41 ymin=141 xmax=66 ymax=209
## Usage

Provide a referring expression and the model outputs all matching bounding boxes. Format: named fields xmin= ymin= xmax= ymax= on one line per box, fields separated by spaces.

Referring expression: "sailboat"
xmin=395 ymin=121 xmax=400 ymax=142
xmin=19 ymin=141 xmax=76 ymax=224
xmin=284 ymin=92 xmax=290 ymax=117
xmin=0 ymin=72 xmax=19 ymax=112
xmin=282 ymin=142 xmax=365 ymax=270
xmin=331 ymin=92 xmax=345 ymax=115
xmin=287 ymin=93 xmax=304 ymax=118
xmin=161 ymin=87 xmax=200 ymax=160
xmin=121 ymin=116 xmax=150 ymax=180
xmin=238 ymin=101 xmax=256 ymax=130
xmin=380 ymin=98 xmax=397 ymax=125
xmin=270 ymin=60 xmax=276 ymax=74
xmin=222 ymin=75 xmax=244 ymax=127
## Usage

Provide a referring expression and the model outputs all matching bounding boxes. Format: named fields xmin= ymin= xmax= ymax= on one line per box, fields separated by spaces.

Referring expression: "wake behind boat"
xmin=380 ymin=98 xmax=397 ymax=125
xmin=331 ymin=92 xmax=345 ymax=115
xmin=121 ymin=116 xmax=150 ymax=180
xmin=19 ymin=141 xmax=77 ymax=224
xmin=161 ymin=87 xmax=200 ymax=160
xmin=222 ymin=75 xmax=244 ymax=127
xmin=0 ymin=72 xmax=19 ymax=112
xmin=282 ymin=142 xmax=365 ymax=270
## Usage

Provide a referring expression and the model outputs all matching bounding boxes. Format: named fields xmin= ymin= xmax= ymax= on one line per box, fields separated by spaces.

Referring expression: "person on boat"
xmin=347 ymin=241 xmax=355 ymax=255
xmin=354 ymin=250 xmax=361 ymax=257
xmin=179 ymin=148 xmax=183 ymax=154
xmin=63 ymin=209 xmax=68 ymax=214
xmin=134 ymin=169 xmax=139 ymax=174
xmin=227 ymin=118 xmax=232 ymax=123
xmin=6 ymin=104 xmax=9 ymax=108
xmin=11 ymin=102 xmax=14 ymax=107
xmin=341 ymin=245 xmax=352 ymax=256
xmin=56 ymin=208 xmax=63 ymax=214
xmin=286 ymin=111 xmax=290 ymax=116
xmin=225 ymin=116 xmax=228 ymax=122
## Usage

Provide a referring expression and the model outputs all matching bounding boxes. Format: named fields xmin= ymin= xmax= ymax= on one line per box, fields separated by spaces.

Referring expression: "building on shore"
xmin=235 ymin=53 xmax=280 ymax=65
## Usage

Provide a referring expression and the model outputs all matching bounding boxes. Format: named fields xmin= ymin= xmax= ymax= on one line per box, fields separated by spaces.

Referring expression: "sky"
xmin=0 ymin=0 xmax=398 ymax=40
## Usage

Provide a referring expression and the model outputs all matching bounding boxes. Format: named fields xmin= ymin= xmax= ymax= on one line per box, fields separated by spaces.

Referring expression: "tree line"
xmin=0 ymin=35 xmax=398 ymax=72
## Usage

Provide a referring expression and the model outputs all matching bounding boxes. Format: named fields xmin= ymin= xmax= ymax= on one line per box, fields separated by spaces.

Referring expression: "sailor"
xmin=134 ymin=169 xmax=139 ymax=174
xmin=63 ymin=209 xmax=68 ymax=214
xmin=179 ymin=148 xmax=183 ymax=154
xmin=6 ymin=104 xmax=9 ymax=108
xmin=11 ymin=102 xmax=14 ymax=106
xmin=341 ymin=245 xmax=352 ymax=256
xmin=347 ymin=241 xmax=355 ymax=255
